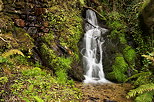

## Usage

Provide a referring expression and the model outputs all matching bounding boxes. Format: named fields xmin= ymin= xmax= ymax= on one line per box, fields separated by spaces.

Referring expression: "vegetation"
xmin=0 ymin=0 xmax=154 ymax=101
xmin=99 ymin=0 xmax=154 ymax=101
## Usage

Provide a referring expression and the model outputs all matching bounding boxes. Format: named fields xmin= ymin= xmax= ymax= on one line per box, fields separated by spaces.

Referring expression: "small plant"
xmin=127 ymin=83 xmax=154 ymax=102
xmin=2 ymin=49 xmax=24 ymax=58
xmin=0 ymin=77 xmax=8 ymax=84
xmin=9 ymin=67 xmax=82 ymax=101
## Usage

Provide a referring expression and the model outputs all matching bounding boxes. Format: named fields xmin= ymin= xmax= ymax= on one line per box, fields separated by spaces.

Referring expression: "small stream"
xmin=81 ymin=9 xmax=111 ymax=84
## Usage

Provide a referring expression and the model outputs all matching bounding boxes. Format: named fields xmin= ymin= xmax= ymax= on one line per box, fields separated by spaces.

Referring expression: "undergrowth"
xmin=0 ymin=50 xmax=82 ymax=101
xmin=100 ymin=0 xmax=154 ymax=101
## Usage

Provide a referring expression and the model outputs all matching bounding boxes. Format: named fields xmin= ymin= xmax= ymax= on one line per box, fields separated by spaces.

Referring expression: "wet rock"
xmin=35 ymin=24 xmax=41 ymax=27
xmin=43 ymin=21 xmax=49 ymax=27
xmin=29 ymin=23 xmax=35 ymax=27
xmin=35 ymin=7 xmax=46 ymax=15
xmin=69 ymin=63 xmax=84 ymax=81
xmin=42 ymin=28 xmax=49 ymax=33
xmin=27 ymin=27 xmax=37 ymax=34
xmin=104 ymin=99 xmax=117 ymax=102
xmin=21 ymin=14 xmax=26 ymax=19
xmin=28 ymin=15 xmax=36 ymax=21
xmin=15 ymin=2 xmax=25 ymax=9
xmin=14 ymin=19 xmax=25 ymax=27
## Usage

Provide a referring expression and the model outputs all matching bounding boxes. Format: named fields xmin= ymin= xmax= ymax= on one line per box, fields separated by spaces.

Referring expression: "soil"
xmin=76 ymin=83 xmax=134 ymax=102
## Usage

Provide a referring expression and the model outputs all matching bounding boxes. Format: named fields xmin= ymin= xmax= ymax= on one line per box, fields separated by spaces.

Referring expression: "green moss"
xmin=46 ymin=4 xmax=83 ymax=60
xmin=141 ymin=0 xmax=151 ymax=10
xmin=123 ymin=46 xmax=136 ymax=64
xmin=112 ymin=54 xmax=128 ymax=82
xmin=107 ymin=11 xmax=127 ymax=43
xmin=40 ymin=0 xmax=83 ymax=77
xmin=79 ymin=0 xmax=85 ymax=5
xmin=119 ymin=36 xmax=127 ymax=44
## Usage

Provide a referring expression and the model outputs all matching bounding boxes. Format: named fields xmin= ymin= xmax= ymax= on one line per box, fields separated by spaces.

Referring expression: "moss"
xmin=123 ymin=45 xmax=136 ymax=64
xmin=112 ymin=54 xmax=128 ymax=82
xmin=119 ymin=36 xmax=127 ymax=44
xmin=40 ymin=0 xmax=83 ymax=74
xmin=14 ymin=27 xmax=34 ymax=51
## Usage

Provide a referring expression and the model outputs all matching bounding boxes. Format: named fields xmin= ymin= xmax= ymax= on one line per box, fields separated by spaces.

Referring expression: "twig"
xmin=0 ymin=37 xmax=10 ymax=43
xmin=83 ymin=6 xmax=105 ymax=20
xmin=84 ymin=19 xmax=97 ymax=28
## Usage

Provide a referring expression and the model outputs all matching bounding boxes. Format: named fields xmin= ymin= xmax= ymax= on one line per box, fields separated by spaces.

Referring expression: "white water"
xmin=81 ymin=9 xmax=110 ymax=84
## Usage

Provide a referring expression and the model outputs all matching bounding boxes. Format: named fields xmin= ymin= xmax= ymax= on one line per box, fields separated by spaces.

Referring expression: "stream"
xmin=81 ymin=9 xmax=110 ymax=84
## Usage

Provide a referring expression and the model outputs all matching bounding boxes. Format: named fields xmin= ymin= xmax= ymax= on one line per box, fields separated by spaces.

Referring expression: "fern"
xmin=126 ymin=72 xmax=152 ymax=81
xmin=127 ymin=83 xmax=154 ymax=98
xmin=135 ymin=91 xmax=154 ymax=102
xmin=1 ymin=49 xmax=24 ymax=58
xmin=125 ymin=72 xmax=152 ymax=85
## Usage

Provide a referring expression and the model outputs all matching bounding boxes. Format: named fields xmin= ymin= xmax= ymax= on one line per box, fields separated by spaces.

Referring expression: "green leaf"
xmin=28 ymin=85 xmax=34 ymax=92
xmin=33 ymin=96 xmax=44 ymax=102
xmin=135 ymin=91 xmax=154 ymax=102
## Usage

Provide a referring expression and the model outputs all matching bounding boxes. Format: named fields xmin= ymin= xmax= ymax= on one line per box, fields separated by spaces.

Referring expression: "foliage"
xmin=123 ymin=46 xmax=136 ymax=64
xmin=9 ymin=67 xmax=82 ymax=101
xmin=126 ymin=52 xmax=154 ymax=102
xmin=45 ymin=3 xmax=83 ymax=60
xmin=142 ymin=52 xmax=154 ymax=64
xmin=125 ymin=71 xmax=153 ymax=86
xmin=111 ymin=54 xmax=128 ymax=82
xmin=79 ymin=0 xmax=85 ymax=5
xmin=127 ymin=83 xmax=154 ymax=102
xmin=107 ymin=11 xmax=127 ymax=43
xmin=1 ymin=49 xmax=24 ymax=58
xmin=0 ymin=77 xmax=8 ymax=84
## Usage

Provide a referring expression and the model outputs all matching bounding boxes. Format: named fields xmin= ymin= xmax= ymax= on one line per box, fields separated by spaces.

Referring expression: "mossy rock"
xmin=123 ymin=45 xmax=136 ymax=65
xmin=14 ymin=27 xmax=34 ymax=51
xmin=140 ymin=0 xmax=154 ymax=35
xmin=38 ymin=0 xmax=84 ymax=80
xmin=110 ymin=54 xmax=129 ymax=82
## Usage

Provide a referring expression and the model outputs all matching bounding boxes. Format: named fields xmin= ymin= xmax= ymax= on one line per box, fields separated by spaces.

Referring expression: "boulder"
xmin=140 ymin=0 xmax=154 ymax=35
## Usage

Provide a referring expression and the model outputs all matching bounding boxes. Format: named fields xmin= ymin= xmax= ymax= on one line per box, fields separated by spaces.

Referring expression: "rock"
xmin=42 ymin=28 xmax=49 ymax=33
xmin=140 ymin=0 xmax=154 ymax=35
xmin=27 ymin=27 xmax=37 ymax=34
xmin=43 ymin=21 xmax=49 ymax=27
xmin=35 ymin=8 xmax=46 ymax=15
xmin=28 ymin=16 xmax=36 ymax=21
xmin=14 ymin=19 xmax=25 ymax=27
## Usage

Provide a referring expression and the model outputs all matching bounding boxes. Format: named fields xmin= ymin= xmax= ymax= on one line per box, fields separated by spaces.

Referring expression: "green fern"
xmin=135 ymin=91 xmax=154 ymax=102
xmin=127 ymin=83 xmax=154 ymax=98
xmin=125 ymin=72 xmax=152 ymax=85
xmin=1 ymin=49 xmax=24 ymax=58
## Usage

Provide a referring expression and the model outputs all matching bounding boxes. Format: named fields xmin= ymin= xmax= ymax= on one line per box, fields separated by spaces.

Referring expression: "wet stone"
xmin=28 ymin=15 xmax=36 ymax=21
xmin=35 ymin=8 xmax=46 ymax=15
xmin=38 ymin=33 xmax=44 ymax=37
xmin=43 ymin=21 xmax=49 ymax=27
xmin=35 ymin=24 xmax=41 ymax=27
xmin=21 ymin=15 xmax=26 ymax=19
xmin=27 ymin=27 xmax=37 ymax=34
xmin=29 ymin=23 xmax=35 ymax=27
xmin=14 ymin=19 xmax=25 ymax=27
xmin=43 ymin=28 xmax=49 ymax=33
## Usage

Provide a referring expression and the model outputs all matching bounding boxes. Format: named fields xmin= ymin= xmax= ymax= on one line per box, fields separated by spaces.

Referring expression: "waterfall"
xmin=81 ymin=9 xmax=111 ymax=84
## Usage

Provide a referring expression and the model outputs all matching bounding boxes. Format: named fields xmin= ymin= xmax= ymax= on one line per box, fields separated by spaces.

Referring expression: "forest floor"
xmin=75 ymin=82 xmax=134 ymax=102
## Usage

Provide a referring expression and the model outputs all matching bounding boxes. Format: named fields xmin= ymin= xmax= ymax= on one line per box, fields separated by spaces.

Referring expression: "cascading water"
xmin=81 ymin=9 xmax=111 ymax=84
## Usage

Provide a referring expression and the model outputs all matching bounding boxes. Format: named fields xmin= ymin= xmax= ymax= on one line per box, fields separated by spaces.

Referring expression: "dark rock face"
xmin=140 ymin=0 xmax=154 ymax=35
